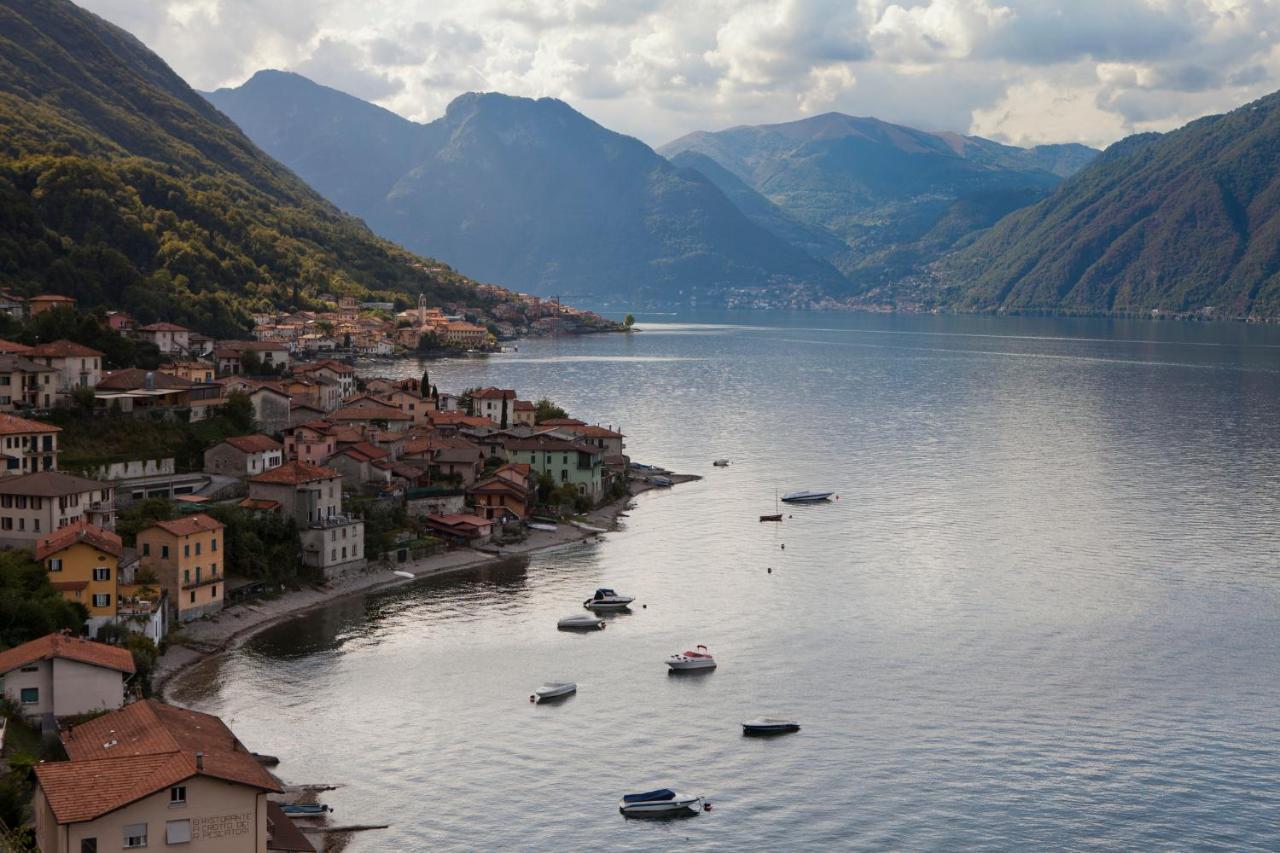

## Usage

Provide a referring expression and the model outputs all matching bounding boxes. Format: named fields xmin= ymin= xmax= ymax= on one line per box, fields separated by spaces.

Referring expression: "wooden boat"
xmin=760 ymin=490 xmax=783 ymax=522
xmin=742 ymin=718 xmax=800 ymax=735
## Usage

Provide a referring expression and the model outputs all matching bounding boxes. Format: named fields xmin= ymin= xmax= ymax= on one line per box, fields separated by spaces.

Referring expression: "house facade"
xmin=503 ymin=438 xmax=604 ymax=501
xmin=36 ymin=521 xmax=123 ymax=637
xmin=0 ymin=412 xmax=59 ymax=473
xmin=0 ymin=471 xmax=114 ymax=550
xmin=247 ymin=462 xmax=365 ymax=580
xmin=0 ymin=354 xmax=57 ymax=411
xmin=137 ymin=514 xmax=225 ymax=622
xmin=27 ymin=340 xmax=104 ymax=397
xmin=0 ymin=633 xmax=133 ymax=720
xmin=135 ymin=322 xmax=192 ymax=355
xmin=204 ymin=435 xmax=284 ymax=478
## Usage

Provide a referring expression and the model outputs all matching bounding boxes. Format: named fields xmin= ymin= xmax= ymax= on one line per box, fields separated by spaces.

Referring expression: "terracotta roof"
xmin=28 ymin=294 xmax=75 ymax=303
xmin=35 ymin=520 xmax=122 ymax=560
xmin=538 ymin=418 xmax=587 ymax=426
xmin=137 ymin=322 xmax=189 ymax=332
xmin=268 ymin=801 xmax=317 ymax=853
xmin=426 ymin=513 xmax=492 ymax=529
xmin=144 ymin=514 xmax=224 ymax=538
xmin=223 ymin=434 xmax=282 ymax=454
xmin=97 ymin=369 xmax=192 ymax=391
xmin=248 ymin=460 xmax=338 ymax=485
xmin=0 ymin=412 xmax=60 ymax=435
xmin=28 ymin=339 xmax=104 ymax=358
xmin=39 ymin=699 xmax=281 ymax=824
xmin=434 ymin=447 xmax=483 ymax=464
xmin=332 ymin=398 xmax=412 ymax=421
xmin=0 ymin=354 xmax=55 ymax=373
xmin=215 ymin=340 xmax=287 ymax=354
xmin=577 ymin=425 xmax=624 ymax=438
xmin=513 ymin=400 xmax=535 ymax=411
xmin=473 ymin=387 xmax=516 ymax=399
xmin=294 ymin=359 xmax=354 ymax=375
xmin=430 ymin=412 xmax=495 ymax=428
xmin=469 ymin=478 xmax=527 ymax=496
xmin=237 ymin=498 xmax=281 ymax=511
xmin=0 ymin=471 xmax=106 ymax=497
xmin=502 ymin=437 xmax=600 ymax=455
xmin=0 ymin=633 xmax=134 ymax=676
xmin=0 ymin=339 xmax=32 ymax=354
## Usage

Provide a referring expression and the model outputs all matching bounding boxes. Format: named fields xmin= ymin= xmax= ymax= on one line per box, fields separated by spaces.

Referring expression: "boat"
xmin=280 ymin=804 xmax=331 ymax=817
xmin=583 ymin=588 xmax=634 ymax=610
xmin=618 ymin=789 xmax=704 ymax=816
xmin=742 ymin=718 xmax=801 ymax=735
xmin=571 ymin=520 xmax=609 ymax=534
xmin=713 ymin=458 xmax=730 ymax=467
xmin=392 ymin=570 xmax=414 ymax=579
xmin=649 ymin=476 xmax=673 ymax=487
xmin=558 ymin=614 xmax=606 ymax=630
xmin=780 ymin=489 xmax=834 ymax=503
xmin=526 ymin=521 xmax=558 ymax=533
xmin=530 ymin=682 xmax=577 ymax=703
xmin=666 ymin=644 xmax=716 ymax=670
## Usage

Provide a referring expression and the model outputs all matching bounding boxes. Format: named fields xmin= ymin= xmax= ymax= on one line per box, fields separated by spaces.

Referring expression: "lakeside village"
xmin=0 ymin=293 xmax=664 ymax=852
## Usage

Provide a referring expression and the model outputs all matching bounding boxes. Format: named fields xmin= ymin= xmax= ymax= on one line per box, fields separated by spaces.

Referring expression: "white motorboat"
xmin=527 ymin=522 xmax=558 ymax=532
xmin=666 ymin=644 xmax=716 ymax=670
xmin=618 ymin=789 xmax=704 ymax=816
xmin=712 ymin=458 xmax=730 ymax=467
xmin=583 ymin=588 xmax=634 ymax=611
xmin=780 ymin=489 xmax=834 ymax=503
xmin=742 ymin=718 xmax=800 ymax=735
xmin=558 ymin=614 xmax=606 ymax=630
xmin=392 ymin=570 xmax=414 ymax=579
xmin=530 ymin=682 xmax=577 ymax=703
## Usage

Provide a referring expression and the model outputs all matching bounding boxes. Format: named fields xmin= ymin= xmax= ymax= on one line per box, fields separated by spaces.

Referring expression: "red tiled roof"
xmin=223 ymin=434 xmax=282 ymax=453
xmin=28 ymin=339 xmax=104 ymax=358
xmin=473 ymin=387 xmax=516 ymax=399
xmin=539 ymin=418 xmax=586 ymax=426
xmin=248 ymin=460 xmax=338 ymax=485
xmin=577 ymin=425 xmax=624 ymax=438
xmin=513 ymin=400 xmax=535 ymax=411
xmin=332 ymin=397 xmax=412 ymax=421
xmin=35 ymin=519 xmax=121 ymax=560
xmin=137 ymin=322 xmax=189 ymax=332
xmin=237 ymin=497 xmax=281 ymax=511
xmin=426 ymin=513 xmax=492 ymax=529
xmin=0 ymin=412 xmax=60 ymax=436
xmin=28 ymin=294 xmax=75 ymax=303
xmin=268 ymin=801 xmax=317 ymax=853
xmin=0 ymin=471 xmax=106 ymax=497
xmin=0 ymin=633 xmax=134 ymax=676
xmin=0 ymin=339 xmax=32 ymax=354
xmin=144 ymin=514 xmax=224 ymax=538
xmin=39 ymin=699 xmax=281 ymax=824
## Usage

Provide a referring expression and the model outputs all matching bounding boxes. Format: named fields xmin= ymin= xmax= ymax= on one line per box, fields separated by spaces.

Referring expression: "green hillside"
xmin=948 ymin=93 xmax=1280 ymax=318
xmin=0 ymin=0 xmax=488 ymax=336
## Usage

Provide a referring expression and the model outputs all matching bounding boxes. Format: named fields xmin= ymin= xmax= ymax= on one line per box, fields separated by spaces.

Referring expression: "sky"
xmin=81 ymin=0 xmax=1280 ymax=148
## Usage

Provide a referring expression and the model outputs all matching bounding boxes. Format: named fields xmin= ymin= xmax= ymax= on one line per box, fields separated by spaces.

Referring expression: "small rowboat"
xmin=618 ymin=789 xmax=704 ymax=816
xmin=759 ymin=513 xmax=783 ymax=522
xmin=530 ymin=682 xmax=577 ymax=703
xmin=742 ymin=718 xmax=800 ymax=735
xmin=712 ymin=459 xmax=730 ymax=467
xmin=558 ymin=614 xmax=606 ymax=630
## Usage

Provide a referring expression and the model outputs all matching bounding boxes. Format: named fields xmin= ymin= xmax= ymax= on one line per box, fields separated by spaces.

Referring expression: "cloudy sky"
xmin=82 ymin=0 xmax=1280 ymax=148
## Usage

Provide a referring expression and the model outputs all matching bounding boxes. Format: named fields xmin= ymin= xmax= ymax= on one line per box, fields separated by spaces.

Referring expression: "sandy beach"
xmin=154 ymin=473 xmax=699 ymax=698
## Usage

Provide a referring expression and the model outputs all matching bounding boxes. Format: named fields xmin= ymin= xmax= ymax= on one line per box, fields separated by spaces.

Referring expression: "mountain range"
xmin=0 ymin=0 xmax=495 ymax=336
xmin=206 ymin=72 xmax=848 ymax=305
xmin=946 ymin=94 xmax=1280 ymax=317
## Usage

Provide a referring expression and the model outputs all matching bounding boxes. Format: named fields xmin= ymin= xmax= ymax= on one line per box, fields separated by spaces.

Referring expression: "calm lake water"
xmin=170 ymin=311 xmax=1280 ymax=851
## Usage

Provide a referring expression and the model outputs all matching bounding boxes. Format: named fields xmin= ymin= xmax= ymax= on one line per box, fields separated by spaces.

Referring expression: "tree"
xmin=500 ymin=395 xmax=509 ymax=429
xmin=417 ymin=331 xmax=442 ymax=351
xmin=624 ymin=313 xmax=635 ymax=329
xmin=239 ymin=349 xmax=262 ymax=375
xmin=220 ymin=391 xmax=255 ymax=433
xmin=534 ymin=398 xmax=568 ymax=423
xmin=0 ymin=551 xmax=84 ymax=646
xmin=123 ymin=634 xmax=158 ymax=697
xmin=70 ymin=384 xmax=96 ymax=414
xmin=421 ymin=370 xmax=430 ymax=394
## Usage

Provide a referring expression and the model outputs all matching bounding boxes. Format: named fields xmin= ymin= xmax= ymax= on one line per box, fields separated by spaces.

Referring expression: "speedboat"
xmin=780 ymin=489 xmax=834 ymax=503
xmin=742 ymin=718 xmax=800 ymax=735
xmin=666 ymin=644 xmax=716 ymax=670
xmin=558 ymin=613 xmax=606 ymax=630
xmin=530 ymin=682 xmax=577 ymax=703
xmin=618 ymin=789 xmax=704 ymax=816
xmin=712 ymin=458 xmax=730 ymax=467
xmin=280 ymin=804 xmax=331 ymax=817
xmin=583 ymin=588 xmax=634 ymax=610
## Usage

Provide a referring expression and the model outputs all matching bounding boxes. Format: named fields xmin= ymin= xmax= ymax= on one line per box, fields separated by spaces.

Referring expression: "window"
xmin=48 ymin=558 xmax=62 ymax=572
xmin=165 ymin=820 xmax=191 ymax=844
xmin=183 ymin=544 xmax=189 ymax=558
xmin=142 ymin=543 xmax=150 ymax=557
xmin=92 ymin=567 xmax=110 ymax=581
xmin=19 ymin=687 xmax=37 ymax=705
xmin=19 ymin=665 xmax=37 ymax=673
xmin=161 ymin=545 xmax=169 ymax=559
xmin=123 ymin=823 xmax=147 ymax=848
xmin=210 ymin=537 xmax=217 ymax=552
xmin=211 ymin=585 xmax=217 ymax=598
xmin=183 ymin=569 xmax=190 ymax=584
xmin=169 ymin=785 xmax=186 ymax=805
xmin=195 ymin=542 xmax=201 ymax=556
xmin=80 ymin=840 xmax=97 ymax=853
xmin=189 ymin=591 xmax=195 ymax=604
xmin=92 ymin=594 xmax=110 ymax=608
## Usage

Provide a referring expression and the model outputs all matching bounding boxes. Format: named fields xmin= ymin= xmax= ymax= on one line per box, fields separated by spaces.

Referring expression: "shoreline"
xmin=153 ymin=472 xmax=699 ymax=701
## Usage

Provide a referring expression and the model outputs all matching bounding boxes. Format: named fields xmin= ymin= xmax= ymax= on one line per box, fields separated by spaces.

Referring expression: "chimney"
xmin=195 ymin=752 xmax=205 ymax=771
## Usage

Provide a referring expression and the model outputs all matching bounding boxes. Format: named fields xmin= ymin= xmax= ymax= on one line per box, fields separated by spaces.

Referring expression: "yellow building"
xmin=34 ymin=520 xmax=121 ymax=637
xmin=137 ymin=514 xmax=225 ymax=623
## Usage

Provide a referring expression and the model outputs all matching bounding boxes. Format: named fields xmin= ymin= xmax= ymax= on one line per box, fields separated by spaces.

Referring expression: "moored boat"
xmin=280 ymin=804 xmax=331 ymax=817
xmin=742 ymin=718 xmax=800 ymax=735
xmin=780 ymin=489 xmax=834 ymax=503
xmin=666 ymin=644 xmax=716 ymax=670
xmin=583 ymin=588 xmax=634 ymax=610
xmin=618 ymin=789 xmax=704 ymax=816
xmin=713 ymin=458 xmax=730 ymax=467
xmin=530 ymin=682 xmax=577 ymax=703
xmin=558 ymin=614 xmax=606 ymax=630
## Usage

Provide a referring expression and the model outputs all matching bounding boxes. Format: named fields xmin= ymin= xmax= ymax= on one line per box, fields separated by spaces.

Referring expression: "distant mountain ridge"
xmin=0 ymin=0 xmax=488 ymax=336
xmin=660 ymin=114 xmax=1097 ymax=288
xmin=207 ymin=72 xmax=848 ymax=305
xmin=946 ymin=93 xmax=1280 ymax=318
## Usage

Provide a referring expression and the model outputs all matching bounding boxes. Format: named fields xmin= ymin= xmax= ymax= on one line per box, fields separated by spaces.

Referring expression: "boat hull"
xmin=558 ymin=616 xmax=606 ymax=630
xmin=584 ymin=598 xmax=633 ymax=611
xmin=780 ymin=491 xmax=833 ymax=503
xmin=742 ymin=722 xmax=800 ymax=735
xmin=532 ymin=683 xmax=577 ymax=702
xmin=618 ymin=796 xmax=703 ymax=816
xmin=666 ymin=658 xmax=716 ymax=671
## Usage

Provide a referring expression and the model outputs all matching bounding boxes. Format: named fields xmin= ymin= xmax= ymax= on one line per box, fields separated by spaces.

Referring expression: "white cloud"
xmin=78 ymin=0 xmax=1280 ymax=148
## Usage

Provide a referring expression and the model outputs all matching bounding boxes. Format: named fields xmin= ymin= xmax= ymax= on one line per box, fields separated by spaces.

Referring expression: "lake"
xmin=169 ymin=311 xmax=1280 ymax=850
